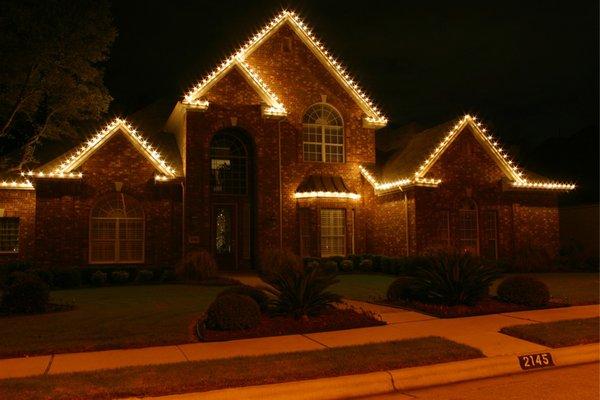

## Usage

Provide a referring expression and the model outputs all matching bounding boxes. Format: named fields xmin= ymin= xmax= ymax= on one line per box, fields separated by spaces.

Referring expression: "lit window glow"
xmin=182 ymin=10 xmax=386 ymax=127
xmin=294 ymin=191 xmax=360 ymax=200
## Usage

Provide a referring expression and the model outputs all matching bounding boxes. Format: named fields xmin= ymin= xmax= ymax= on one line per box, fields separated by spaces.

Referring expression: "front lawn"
xmin=0 ymin=285 xmax=222 ymax=358
xmin=500 ymin=317 xmax=599 ymax=348
xmin=0 ymin=337 xmax=483 ymax=400
xmin=334 ymin=273 xmax=599 ymax=305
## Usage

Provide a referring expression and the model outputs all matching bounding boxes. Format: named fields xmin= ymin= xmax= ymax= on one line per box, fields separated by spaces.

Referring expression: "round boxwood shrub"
xmin=217 ymin=285 xmax=270 ymax=312
xmin=322 ymin=260 xmax=338 ymax=274
xmin=29 ymin=268 xmax=53 ymax=287
xmin=90 ymin=270 xmax=108 ymax=286
xmin=340 ymin=259 xmax=353 ymax=273
xmin=160 ymin=268 xmax=177 ymax=283
xmin=51 ymin=267 xmax=81 ymax=289
xmin=205 ymin=294 xmax=261 ymax=330
xmin=359 ymin=259 xmax=373 ymax=272
xmin=110 ymin=270 xmax=130 ymax=284
xmin=386 ymin=276 xmax=416 ymax=302
xmin=2 ymin=272 xmax=50 ymax=314
xmin=135 ymin=269 xmax=154 ymax=283
xmin=496 ymin=276 xmax=550 ymax=307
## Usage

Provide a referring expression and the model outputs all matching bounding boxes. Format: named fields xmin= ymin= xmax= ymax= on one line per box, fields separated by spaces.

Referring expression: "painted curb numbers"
xmin=518 ymin=352 xmax=555 ymax=370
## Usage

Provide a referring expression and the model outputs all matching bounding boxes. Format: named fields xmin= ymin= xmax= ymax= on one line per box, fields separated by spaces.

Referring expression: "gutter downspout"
xmin=181 ymin=181 xmax=186 ymax=262
xmin=404 ymin=191 xmax=410 ymax=257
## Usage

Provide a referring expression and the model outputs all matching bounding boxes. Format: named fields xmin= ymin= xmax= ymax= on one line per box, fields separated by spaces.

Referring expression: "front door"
xmin=212 ymin=204 xmax=237 ymax=269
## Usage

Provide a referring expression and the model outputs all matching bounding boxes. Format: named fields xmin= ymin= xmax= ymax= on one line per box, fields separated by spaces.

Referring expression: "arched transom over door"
xmin=90 ymin=193 xmax=144 ymax=264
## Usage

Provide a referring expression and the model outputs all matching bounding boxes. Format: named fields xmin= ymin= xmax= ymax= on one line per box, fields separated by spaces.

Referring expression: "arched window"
xmin=210 ymin=133 xmax=248 ymax=194
xmin=457 ymin=198 xmax=479 ymax=254
xmin=90 ymin=193 xmax=144 ymax=263
xmin=302 ymin=104 xmax=344 ymax=163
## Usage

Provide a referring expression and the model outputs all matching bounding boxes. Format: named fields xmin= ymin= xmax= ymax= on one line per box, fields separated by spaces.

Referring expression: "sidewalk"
xmin=1 ymin=303 xmax=597 ymax=380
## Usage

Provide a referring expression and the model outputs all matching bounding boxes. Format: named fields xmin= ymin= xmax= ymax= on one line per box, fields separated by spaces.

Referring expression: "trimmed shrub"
xmin=205 ymin=294 xmax=261 ymax=330
xmin=177 ymin=250 xmax=218 ymax=281
xmin=340 ymin=259 xmax=353 ymax=273
xmin=29 ymin=268 xmax=53 ymax=287
xmin=386 ymin=277 xmax=416 ymax=302
xmin=135 ymin=269 xmax=154 ymax=283
xmin=90 ymin=270 xmax=107 ymax=286
xmin=110 ymin=270 xmax=130 ymax=284
xmin=2 ymin=272 xmax=50 ymax=314
xmin=411 ymin=252 xmax=502 ymax=306
xmin=0 ymin=260 xmax=33 ymax=286
xmin=260 ymin=248 xmax=302 ymax=277
xmin=217 ymin=285 xmax=270 ymax=312
xmin=359 ymin=259 xmax=373 ymax=272
xmin=496 ymin=276 xmax=550 ymax=307
xmin=51 ymin=267 xmax=81 ymax=289
xmin=160 ymin=268 xmax=177 ymax=282
xmin=265 ymin=265 xmax=342 ymax=319
xmin=322 ymin=260 xmax=338 ymax=274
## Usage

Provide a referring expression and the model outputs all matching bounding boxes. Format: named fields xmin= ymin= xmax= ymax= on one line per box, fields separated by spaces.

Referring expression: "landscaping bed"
xmin=198 ymin=307 xmax=384 ymax=341
xmin=500 ymin=317 xmax=599 ymax=347
xmin=0 ymin=337 xmax=483 ymax=400
xmin=383 ymin=297 xmax=566 ymax=318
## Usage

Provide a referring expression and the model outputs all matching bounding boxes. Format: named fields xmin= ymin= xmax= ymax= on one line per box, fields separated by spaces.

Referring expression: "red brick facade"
xmin=0 ymin=13 xmax=565 ymax=269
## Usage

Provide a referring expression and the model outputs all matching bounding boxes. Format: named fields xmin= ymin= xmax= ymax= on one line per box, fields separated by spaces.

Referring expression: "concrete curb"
xmin=126 ymin=343 xmax=599 ymax=400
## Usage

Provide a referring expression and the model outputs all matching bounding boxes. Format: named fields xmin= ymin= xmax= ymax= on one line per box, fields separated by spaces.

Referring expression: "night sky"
xmin=106 ymin=0 xmax=598 ymax=145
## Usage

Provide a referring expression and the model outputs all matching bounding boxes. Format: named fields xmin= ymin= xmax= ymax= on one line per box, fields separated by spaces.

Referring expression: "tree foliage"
xmin=0 ymin=0 xmax=116 ymax=169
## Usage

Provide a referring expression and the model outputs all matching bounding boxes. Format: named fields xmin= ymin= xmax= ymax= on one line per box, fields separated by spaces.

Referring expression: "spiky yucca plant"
xmin=266 ymin=265 xmax=342 ymax=319
xmin=412 ymin=252 xmax=501 ymax=306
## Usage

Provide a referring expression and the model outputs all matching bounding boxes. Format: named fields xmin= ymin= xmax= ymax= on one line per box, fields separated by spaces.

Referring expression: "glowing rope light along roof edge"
xmin=294 ymin=191 xmax=361 ymax=200
xmin=182 ymin=10 xmax=386 ymax=126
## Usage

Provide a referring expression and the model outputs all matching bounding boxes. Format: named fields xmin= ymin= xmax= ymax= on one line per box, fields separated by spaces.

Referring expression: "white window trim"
xmin=0 ymin=217 xmax=20 ymax=254
xmin=302 ymin=103 xmax=345 ymax=163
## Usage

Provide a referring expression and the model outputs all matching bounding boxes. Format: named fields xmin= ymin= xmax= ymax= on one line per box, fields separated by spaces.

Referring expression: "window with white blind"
xmin=458 ymin=199 xmax=478 ymax=254
xmin=90 ymin=194 xmax=144 ymax=263
xmin=0 ymin=217 xmax=19 ymax=253
xmin=320 ymin=209 xmax=346 ymax=257
xmin=302 ymin=104 xmax=344 ymax=163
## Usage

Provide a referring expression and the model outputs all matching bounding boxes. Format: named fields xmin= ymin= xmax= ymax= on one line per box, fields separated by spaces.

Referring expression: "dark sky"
xmin=105 ymin=0 xmax=598 ymax=144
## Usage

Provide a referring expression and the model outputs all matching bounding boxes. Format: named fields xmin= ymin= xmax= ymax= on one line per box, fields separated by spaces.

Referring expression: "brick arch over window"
xmin=89 ymin=193 xmax=144 ymax=264
xmin=302 ymin=103 xmax=344 ymax=163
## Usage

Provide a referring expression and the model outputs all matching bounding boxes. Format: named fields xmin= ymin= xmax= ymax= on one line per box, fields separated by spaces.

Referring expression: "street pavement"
xmin=361 ymin=362 xmax=600 ymax=400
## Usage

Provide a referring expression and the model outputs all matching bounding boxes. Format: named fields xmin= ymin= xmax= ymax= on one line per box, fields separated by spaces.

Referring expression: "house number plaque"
xmin=517 ymin=352 xmax=554 ymax=370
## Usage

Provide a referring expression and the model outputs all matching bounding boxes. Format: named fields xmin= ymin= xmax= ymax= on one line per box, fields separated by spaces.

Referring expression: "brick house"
xmin=0 ymin=10 xmax=574 ymax=270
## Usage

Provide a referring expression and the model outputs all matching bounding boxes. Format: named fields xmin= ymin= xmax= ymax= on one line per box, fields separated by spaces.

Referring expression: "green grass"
xmin=500 ymin=317 xmax=599 ymax=348
xmin=0 ymin=285 xmax=222 ymax=358
xmin=0 ymin=337 xmax=483 ymax=400
xmin=334 ymin=273 xmax=599 ymax=305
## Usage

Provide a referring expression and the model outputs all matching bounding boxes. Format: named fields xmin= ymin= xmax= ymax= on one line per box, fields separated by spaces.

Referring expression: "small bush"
xmin=217 ymin=285 xmax=270 ymax=312
xmin=322 ymin=260 xmax=338 ymax=274
xmin=177 ymin=250 xmax=218 ymax=281
xmin=260 ymin=248 xmax=302 ymax=277
xmin=205 ymin=294 xmax=261 ymax=330
xmin=266 ymin=265 xmax=342 ymax=319
xmin=110 ymin=270 xmax=130 ymax=284
xmin=410 ymin=252 xmax=502 ymax=306
xmin=0 ymin=261 xmax=33 ymax=286
xmin=1 ymin=272 xmax=50 ymax=314
xmin=387 ymin=277 xmax=416 ymax=302
xmin=160 ymin=268 xmax=177 ymax=282
xmin=340 ymin=259 xmax=353 ymax=272
xmin=90 ymin=270 xmax=107 ymax=286
xmin=359 ymin=259 xmax=373 ymax=272
xmin=135 ymin=269 xmax=154 ymax=283
xmin=51 ymin=267 xmax=81 ymax=289
xmin=29 ymin=268 xmax=53 ymax=287
xmin=497 ymin=276 xmax=550 ymax=307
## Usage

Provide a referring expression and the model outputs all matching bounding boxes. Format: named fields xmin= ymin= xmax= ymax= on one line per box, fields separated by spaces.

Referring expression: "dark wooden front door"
xmin=212 ymin=204 xmax=237 ymax=269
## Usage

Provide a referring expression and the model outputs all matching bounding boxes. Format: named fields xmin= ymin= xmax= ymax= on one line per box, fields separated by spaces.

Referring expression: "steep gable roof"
xmin=362 ymin=114 xmax=575 ymax=195
xmin=28 ymin=118 xmax=179 ymax=180
xmin=182 ymin=10 xmax=387 ymax=127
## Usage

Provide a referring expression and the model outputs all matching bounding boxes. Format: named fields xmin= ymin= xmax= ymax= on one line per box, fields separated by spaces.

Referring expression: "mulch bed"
xmin=382 ymin=297 xmax=567 ymax=318
xmin=197 ymin=307 xmax=385 ymax=342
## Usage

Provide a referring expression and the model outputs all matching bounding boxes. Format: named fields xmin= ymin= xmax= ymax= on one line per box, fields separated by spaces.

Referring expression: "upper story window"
xmin=302 ymin=104 xmax=344 ymax=163
xmin=210 ymin=133 xmax=248 ymax=195
xmin=0 ymin=217 xmax=20 ymax=253
xmin=90 ymin=193 xmax=144 ymax=263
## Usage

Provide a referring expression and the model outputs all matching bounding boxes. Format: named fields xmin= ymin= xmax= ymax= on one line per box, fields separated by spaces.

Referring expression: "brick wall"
xmin=33 ymin=130 xmax=182 ymax=268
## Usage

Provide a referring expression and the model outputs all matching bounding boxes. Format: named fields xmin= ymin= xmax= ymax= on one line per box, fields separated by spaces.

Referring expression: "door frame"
xmin=211 ymin=202 xmax=238 ymax=270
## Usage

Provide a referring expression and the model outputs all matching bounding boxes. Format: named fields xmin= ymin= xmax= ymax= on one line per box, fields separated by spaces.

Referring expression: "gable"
xmin=181 ymin=10 xmax=386 ymax=127
xmin=203 ymin=66 xmax=264 ymax=106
